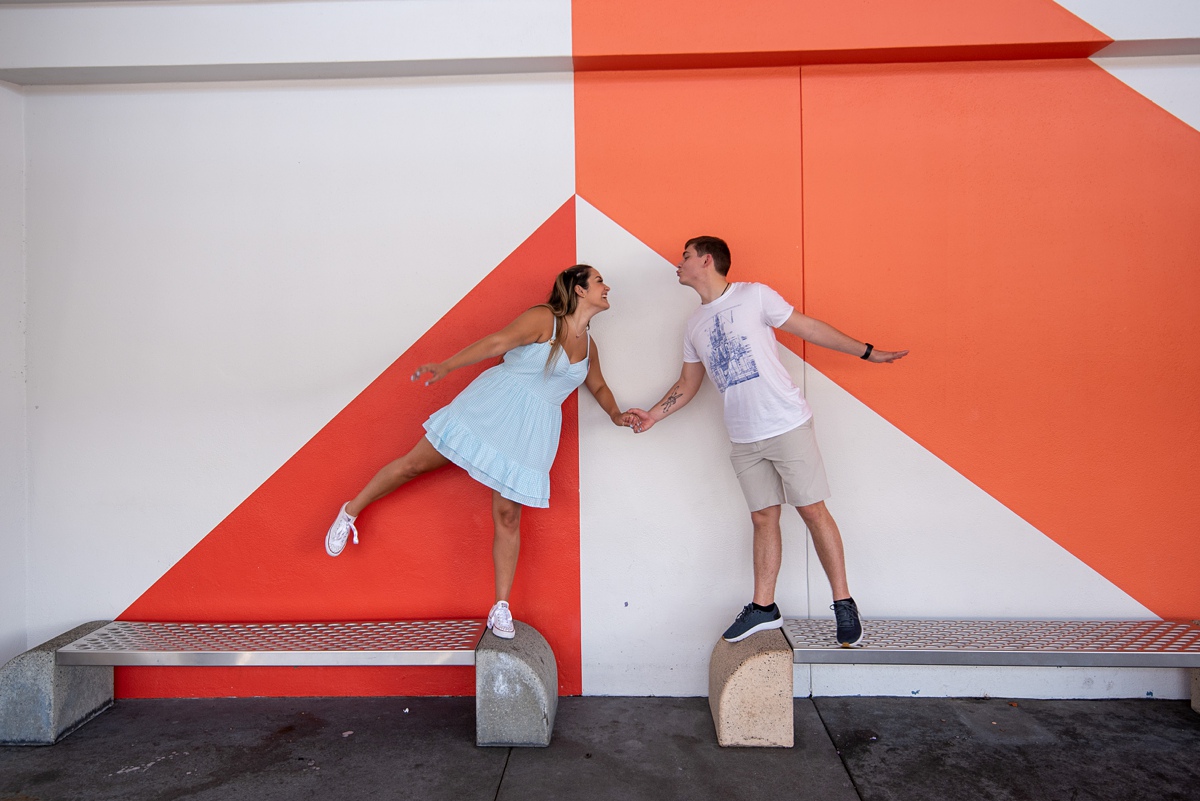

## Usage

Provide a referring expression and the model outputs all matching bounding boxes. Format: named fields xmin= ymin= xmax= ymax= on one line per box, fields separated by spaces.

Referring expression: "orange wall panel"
xmin=576 ymin=67 xmax=805 ymax=322
xmin=802 ymin=59 xmax=1200 ymax=619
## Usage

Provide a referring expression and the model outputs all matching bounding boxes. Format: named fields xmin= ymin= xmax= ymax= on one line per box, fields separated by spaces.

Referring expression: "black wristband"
xmin=861 ymin=343 xmax=874 ymax=360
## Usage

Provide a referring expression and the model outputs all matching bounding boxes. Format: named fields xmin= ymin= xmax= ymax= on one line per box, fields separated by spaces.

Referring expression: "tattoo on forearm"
xmin=660 ymin=388 xmax=682 ymax=415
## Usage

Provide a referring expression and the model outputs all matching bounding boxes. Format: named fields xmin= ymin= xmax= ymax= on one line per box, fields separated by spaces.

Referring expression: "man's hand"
xmin=868 ymin=348 xmax=909 ymax=364
xmin=625 ymin=408 xmax=656 ymax=434
xmin=612 ymin=410 xmax=640 ymax=428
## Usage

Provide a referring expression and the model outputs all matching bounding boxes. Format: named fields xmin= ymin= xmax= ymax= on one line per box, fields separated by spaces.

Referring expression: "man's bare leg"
xmin=751 ymin=505 xmax=783 ymax=606
xmin=796 ymin=500 xmax=850 ymax=600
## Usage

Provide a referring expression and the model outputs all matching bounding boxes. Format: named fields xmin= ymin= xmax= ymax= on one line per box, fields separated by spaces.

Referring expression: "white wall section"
xmin=577 ymin=199 xmax=806 ymax=696
xmin=23 ymin=73 xmax=574 ymax=646
xmin=0 ymin=0 xmax=573 ymax=85
xmin=0 ymin=81 xmax=28 ymax=664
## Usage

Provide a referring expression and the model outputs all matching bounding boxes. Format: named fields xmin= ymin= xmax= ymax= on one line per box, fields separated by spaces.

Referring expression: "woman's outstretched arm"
xmin=583 ymin=341 xmax=637 ymax=427
xmin=412 ymin=306 xmax=553 ymax=385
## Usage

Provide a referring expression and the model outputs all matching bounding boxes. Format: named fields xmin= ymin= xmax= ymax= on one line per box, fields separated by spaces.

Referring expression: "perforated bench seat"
xmin=56 ymin=620 xmax=488 ymax=667
xmin=782 ymin=619 xmax=1200 ymax=668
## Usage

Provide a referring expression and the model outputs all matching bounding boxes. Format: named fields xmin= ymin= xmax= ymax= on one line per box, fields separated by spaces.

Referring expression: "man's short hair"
xmin=686 ymin=236 xmax=731 ymax=276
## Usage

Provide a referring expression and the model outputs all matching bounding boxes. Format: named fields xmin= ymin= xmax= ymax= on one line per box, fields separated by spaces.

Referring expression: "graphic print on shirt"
xmin=705 ymin=307 xmax=759 ymax=392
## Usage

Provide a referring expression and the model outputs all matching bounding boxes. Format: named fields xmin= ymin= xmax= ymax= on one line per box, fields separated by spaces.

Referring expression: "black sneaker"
xmin=831 ymin=598 xmax=863 ymax=647
xmin=722 ymin=603 xmax=783 ymax=643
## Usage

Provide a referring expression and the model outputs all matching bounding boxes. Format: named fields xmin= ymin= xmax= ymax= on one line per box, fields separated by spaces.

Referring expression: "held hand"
xmin=411 ymin=362 xmax=451 ymax=385
xmin=868 ymin=348 xmax=909 ymax=364
xmin=625 ymin=408 xmax=656 ymax=434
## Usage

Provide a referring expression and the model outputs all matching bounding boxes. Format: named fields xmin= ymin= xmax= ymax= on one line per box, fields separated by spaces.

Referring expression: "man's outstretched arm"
xmin=628 ymin=361 xmax=706 ymax=433
xmin=778 ymin=311 xmax=908 ymax=363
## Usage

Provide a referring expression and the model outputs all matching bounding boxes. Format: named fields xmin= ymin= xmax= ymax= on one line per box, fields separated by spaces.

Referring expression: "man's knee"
xmin=750 ymin=505 xmax=782 ymax=528
xmin=796 ymin=500 xmax=831 ymax=526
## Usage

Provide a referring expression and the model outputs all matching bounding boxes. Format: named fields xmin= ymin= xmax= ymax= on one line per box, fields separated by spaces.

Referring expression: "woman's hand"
xmin=412 ymin=362 xmax=451 ymax=386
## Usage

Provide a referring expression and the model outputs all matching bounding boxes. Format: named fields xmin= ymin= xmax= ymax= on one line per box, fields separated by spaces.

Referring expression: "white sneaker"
xmin=324 ymin=503 xmax=358 ymax=557
xmin=487 ymin=601 xmax=515 ymax=639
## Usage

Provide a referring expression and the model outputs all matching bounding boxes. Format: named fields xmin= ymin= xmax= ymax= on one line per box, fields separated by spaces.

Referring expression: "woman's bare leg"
xmin=491 ymin=492 xmax=522 ymax=603
xmin=345 ymin=437 xmax=450 ymax=517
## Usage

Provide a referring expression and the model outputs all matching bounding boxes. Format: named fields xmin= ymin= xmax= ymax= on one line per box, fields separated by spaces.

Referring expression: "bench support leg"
xmin=475 ymin=621 xmax=558 ymax=747
xmin=708 ymin=629 xmax=793 ymax=747
xmin=0 ymin=621 xmax=113 ymax=745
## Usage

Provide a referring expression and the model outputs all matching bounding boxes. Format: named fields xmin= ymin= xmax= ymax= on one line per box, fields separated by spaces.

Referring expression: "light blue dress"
xmin=423 ymin=320 xmax=590 ymax=508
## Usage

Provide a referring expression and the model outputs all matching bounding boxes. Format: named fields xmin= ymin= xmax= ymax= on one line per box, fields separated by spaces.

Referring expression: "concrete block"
xmin=1191 ymin=668 xmax=1199 ymax=715
xmin=708 ymin=628 xmax=793 ymax=747
xmin=475 ymin=621 xmax=557 ymax=747
xmin=0 ymin=621 xmax=114 ymax=745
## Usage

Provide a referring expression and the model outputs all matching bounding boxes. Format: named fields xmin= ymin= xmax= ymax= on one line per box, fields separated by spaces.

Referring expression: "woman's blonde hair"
xmin=543 ymin=264 xmax=595 ymax=371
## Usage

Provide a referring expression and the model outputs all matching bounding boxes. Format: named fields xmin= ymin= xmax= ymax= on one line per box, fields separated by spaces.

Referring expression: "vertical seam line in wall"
xmin=19 ymin=86 xmax=31 ymax=650
xmin=797 ymin=65 xmax=811 ymax=626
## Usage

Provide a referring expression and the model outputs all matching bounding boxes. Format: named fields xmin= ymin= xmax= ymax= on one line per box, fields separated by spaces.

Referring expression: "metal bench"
xmin=782 ymin=618 xmax=1200 ymax=675
xmin=786 ymin=618 xmax=1200 ymax=716
xmin=57 ymin=620 xmax=488 ymax=668
xmin=1 ymin=619 xmax=558 ymax=746
xmin=708 ymin=619 xmax=1200 ymax=748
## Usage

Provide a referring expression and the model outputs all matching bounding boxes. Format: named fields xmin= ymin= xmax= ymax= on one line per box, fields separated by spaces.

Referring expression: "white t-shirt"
xmin=683 ymin=282 xmax=812 ymax=443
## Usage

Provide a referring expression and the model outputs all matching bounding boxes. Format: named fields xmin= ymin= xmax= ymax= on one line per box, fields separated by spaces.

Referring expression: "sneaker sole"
xmin=324 ymin=539 xmax=345 ymax=558
xmin=488 ymin=626 xmax=516 ymax=640
xmin=838 ymin=631 xmax=864 ymax=647
xmin=723 ymin=617 xmax=783 ymax=643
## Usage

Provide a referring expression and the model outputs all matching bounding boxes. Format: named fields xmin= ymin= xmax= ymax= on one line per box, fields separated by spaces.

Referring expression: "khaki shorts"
xmin=729 ymin=420 xmax=831 ymax=511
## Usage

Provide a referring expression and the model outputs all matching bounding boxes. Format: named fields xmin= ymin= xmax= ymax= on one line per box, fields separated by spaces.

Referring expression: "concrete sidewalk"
xmin=2 ymin=695 xmax=1198 ymax=801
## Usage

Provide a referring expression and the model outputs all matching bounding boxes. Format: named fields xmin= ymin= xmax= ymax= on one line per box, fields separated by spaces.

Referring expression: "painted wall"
xmin=0 ymin=81 xmax=27 ymax=661
xmin=0 ymin=81 xmax=28 ymax=666
xmin=22 ymin=73 xmax=573 ymax=655
xmin=3 ymin=0 xmax=1198 ymax=699
xmin=571 ymin=54 xmax=1198 ymax=698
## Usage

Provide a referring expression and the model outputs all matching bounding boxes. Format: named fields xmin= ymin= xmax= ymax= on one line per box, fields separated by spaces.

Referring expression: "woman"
xmin=324 ymin=264 xmax=635 ymax=638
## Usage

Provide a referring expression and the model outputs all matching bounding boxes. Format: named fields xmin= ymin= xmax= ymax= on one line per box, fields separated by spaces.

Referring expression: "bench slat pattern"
xmin=783 ymin=619 xmax=1200 ymax=668
xmin=56 ymin=620 xmax=487 ymax=667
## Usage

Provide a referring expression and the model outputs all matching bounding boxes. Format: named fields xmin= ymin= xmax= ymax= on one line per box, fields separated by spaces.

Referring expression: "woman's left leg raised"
xmin=347 ymin=436 xmax=450 ymax=516
xmin=325 ymin=436 xmax=449 ymax=557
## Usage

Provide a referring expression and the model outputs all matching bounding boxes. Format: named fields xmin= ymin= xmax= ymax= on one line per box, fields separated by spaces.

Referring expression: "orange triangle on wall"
xmin=118 ymin=197 xmax=583 ymax=698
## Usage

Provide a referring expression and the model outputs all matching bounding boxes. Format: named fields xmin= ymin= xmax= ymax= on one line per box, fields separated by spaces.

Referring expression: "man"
xmin=629 ymin=236 xmax=907 ymax=645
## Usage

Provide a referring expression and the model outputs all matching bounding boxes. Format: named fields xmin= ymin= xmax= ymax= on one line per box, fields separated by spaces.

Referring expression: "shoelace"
xmin=830 ymin=601 xmax=856 ymax=627
xmin=337 ymin=516 xmax=358 ymax=546
xmin=489 ymin=602 xmax=512 ymax=628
